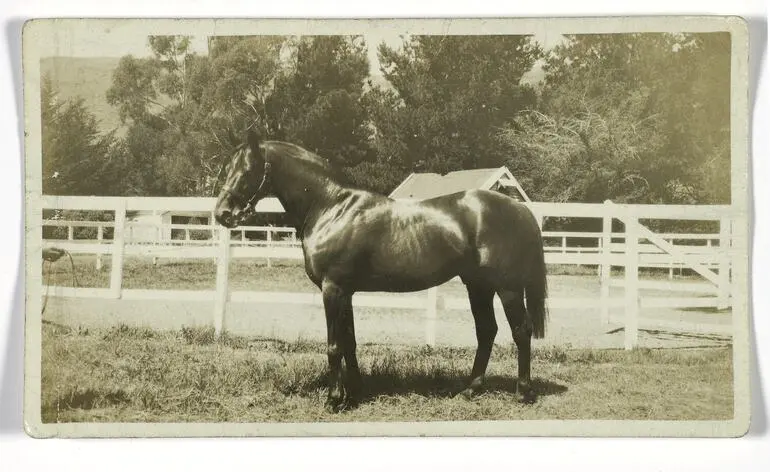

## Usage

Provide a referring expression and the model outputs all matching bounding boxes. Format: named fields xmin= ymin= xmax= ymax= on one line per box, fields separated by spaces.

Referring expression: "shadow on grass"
xmin=676 ymin=306 xmax=731 ymax=314
xmin=42 ymin=388 xmax=131 ymax=423
xmin=484 ymin=375 xmax=569 ymax=397
xmin=640 ymin=328 xmax=731 ymax=343
xmin=605 ymin=326 xmax=731 ymax=344
xmin=359 ymin=371 xmax=568 ymax=403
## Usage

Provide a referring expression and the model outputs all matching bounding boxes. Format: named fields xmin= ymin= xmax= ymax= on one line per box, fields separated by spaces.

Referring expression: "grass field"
xmin=41 ymin=322 xmax=734 ymax=423
xmin=44 ymin=255 xmax=709 ymax=301
xmin=45 ymin=256 xmax=320 ymax=292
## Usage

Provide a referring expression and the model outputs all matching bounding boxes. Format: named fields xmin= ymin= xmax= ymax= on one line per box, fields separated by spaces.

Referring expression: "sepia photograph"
xmin=21 ymin=16 xmax=750 ymax=437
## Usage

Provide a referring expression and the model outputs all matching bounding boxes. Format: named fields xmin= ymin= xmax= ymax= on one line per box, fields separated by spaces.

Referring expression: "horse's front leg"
xmin=340 ymin=297 xmax=362 ymax=407
xmin=321 ymin=280 xmax=353 ymax=412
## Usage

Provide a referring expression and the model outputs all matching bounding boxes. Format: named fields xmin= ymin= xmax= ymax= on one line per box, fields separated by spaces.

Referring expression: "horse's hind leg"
xmin=458 ymin=283 xmax=497 ymax=398
xmin=498 ymin=289 xmax=536 ymax=403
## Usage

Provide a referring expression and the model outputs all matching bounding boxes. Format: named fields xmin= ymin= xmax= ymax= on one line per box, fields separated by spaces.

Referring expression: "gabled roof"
xmin=389 ymin=166 xmax=530 ymax=202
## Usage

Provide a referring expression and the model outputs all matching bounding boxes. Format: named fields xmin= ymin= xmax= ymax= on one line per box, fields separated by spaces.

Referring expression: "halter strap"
xmin=221 ymin=160 xmax=272 ymax=219
xmin=246 ymin=161 xmax=272 ymax=209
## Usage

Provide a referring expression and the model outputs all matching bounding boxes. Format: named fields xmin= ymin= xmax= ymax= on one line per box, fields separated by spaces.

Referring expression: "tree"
xmin=500 ymin=32 xmax=731 ymax=205
xmin=266 ymin=36 xmax=373 ymax=170
xmin=106 ymin=35 xmax=377 ymax=196
xmin=369 ymin=35 xmax=541 ymax=184
xmin=41 ymin=76 xmax=124 ymax=196
xmin=41 ymin=75 xmax=62 ymax=189
xmin=205 ymin=36 xmax=285 ymax=134
xmin=107 ymin=36 xmax=215 ymax=196
xmin=499 ymin=95 xmax=665 ymax=203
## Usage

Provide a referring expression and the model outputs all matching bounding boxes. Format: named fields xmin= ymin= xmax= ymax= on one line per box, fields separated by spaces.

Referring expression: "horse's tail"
xmin=526 ymin=230 xmax=548 ymax=339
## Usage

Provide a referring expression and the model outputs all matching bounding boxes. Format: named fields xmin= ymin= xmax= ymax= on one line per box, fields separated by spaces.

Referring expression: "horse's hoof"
xmin=516 ymin=390 xmax=537 ymax=404
xmin=339 ymin=399 xmax=359 ymax=412
xmin=344 ymin=396 xmax=361 ymax=410
xmin=326 ymin=398 xmax=358 ymax=413
xmin=325 ymin=398 xmax=344 ymax=413
xmin=455 ymin=388 xmax=475 ymax=400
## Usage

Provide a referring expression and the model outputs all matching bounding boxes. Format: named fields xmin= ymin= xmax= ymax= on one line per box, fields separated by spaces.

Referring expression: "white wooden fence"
xmin=41 ymin=196 xmax=738 ymax=349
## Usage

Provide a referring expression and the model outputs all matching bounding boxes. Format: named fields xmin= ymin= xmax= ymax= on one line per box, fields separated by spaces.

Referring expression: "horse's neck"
xmin=271 ymin=163 xmax=343 ymax=235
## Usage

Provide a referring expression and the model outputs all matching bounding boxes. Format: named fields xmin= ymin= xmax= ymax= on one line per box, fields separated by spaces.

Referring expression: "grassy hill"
xmin=40 ymin=57 xmax=124 ymax=135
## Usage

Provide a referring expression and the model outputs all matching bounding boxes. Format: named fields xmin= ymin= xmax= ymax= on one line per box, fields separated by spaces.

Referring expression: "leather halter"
xmin=221 ymin=160 xmax=272 ymax=220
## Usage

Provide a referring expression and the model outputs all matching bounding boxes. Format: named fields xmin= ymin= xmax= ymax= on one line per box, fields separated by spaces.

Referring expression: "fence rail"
xmin=40 ymin=196 xmax=738 ymax=349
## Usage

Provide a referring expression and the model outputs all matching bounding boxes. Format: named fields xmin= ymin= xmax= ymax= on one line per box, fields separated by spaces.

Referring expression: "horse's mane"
xmin=262 ymin=141 xmax=351 ymax=186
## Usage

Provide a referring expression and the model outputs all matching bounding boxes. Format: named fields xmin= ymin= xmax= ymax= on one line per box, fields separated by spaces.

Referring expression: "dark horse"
xmin=214 ymin=129 xmax=547 ymax=412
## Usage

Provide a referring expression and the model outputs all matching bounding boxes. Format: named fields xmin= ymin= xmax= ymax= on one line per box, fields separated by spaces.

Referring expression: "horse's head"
xmin=214 ymin=128 xmax=271 ymax=228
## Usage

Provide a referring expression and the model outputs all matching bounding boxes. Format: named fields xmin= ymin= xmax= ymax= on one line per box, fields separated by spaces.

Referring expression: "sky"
xmin=48 ymin=30 xmax=564 ymax=79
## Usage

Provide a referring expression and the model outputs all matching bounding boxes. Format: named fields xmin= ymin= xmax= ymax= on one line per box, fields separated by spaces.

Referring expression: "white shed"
xmin=389 ymin=166 xmax=530 ymax=202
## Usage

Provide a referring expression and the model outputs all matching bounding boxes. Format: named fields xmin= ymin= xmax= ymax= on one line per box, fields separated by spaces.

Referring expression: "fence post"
xmin=152 ymin=210 xmax=160 ymax=266
xmin=210 ymin=211 xmax=218 ymax=265
xmin=717 ymin=217 xmax=731 ymax=310
xmin=528 ymin=204 xmax=543 ymax=231
xmin=96 ymin=225 xmax=103 ymax=271
xmin=624 ymin=212 xmax=640 ymax=350
xmin=67 ymin=225 xmax=74 ymax=241
xmin=425 ymin=287 xmax=438 ymax=347
xmin=110 ymin=202 xmax=127 ymax=299
xmin=600 ymin=201 xmax=612 ymax=324
xmin=266 ymin=229 xmax=272 ymax=268
xmin=214 ymin=227 xmax=231 ymax=336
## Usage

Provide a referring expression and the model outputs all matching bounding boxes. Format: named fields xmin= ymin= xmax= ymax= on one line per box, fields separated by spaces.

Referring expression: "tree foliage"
xmin=370 ymin=36 xmax=540 ymax=178
xmin=43 ymin=32 xmax=731 ymax=207
xmin=102 ymin=35 xmax=374 ymax=196
xmin=106 ymin=36 xmax=215 ymax=196
xmin=41 ymin=76 xmax=125 ymax=196
xmin=266 ymin=36 xmax=373 ymax=169
xmin=499 ymin=33 xmax=731 ymax=204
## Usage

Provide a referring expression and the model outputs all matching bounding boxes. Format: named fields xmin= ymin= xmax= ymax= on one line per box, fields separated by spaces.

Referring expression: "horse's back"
xmin=424 ymin=189 xmax=539 ymax=242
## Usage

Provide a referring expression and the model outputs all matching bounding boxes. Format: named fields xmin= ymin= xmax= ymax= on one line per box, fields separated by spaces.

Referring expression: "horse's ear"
xmin=245 ymin=128 xmax=263 ymax=157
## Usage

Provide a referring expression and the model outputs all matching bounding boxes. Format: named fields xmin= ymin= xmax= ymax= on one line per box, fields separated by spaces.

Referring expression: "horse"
xmin=214 ymin=129 xmax=548 ymax=412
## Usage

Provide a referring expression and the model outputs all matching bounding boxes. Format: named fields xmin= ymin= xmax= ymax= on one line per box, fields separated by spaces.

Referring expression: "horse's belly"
xmin=355 ymin=272 xmax=456 ymax=293
xmin=360 ymin=245 xmax=466 ymax=292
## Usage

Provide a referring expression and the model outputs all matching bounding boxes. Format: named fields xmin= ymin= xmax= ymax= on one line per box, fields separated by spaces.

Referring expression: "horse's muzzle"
xmin=215 ymin=208 xmax=237 ymax=228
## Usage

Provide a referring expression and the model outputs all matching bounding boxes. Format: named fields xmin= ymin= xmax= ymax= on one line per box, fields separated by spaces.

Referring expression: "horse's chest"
xmin=301 ymin=226 xmax=355 ymax=281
